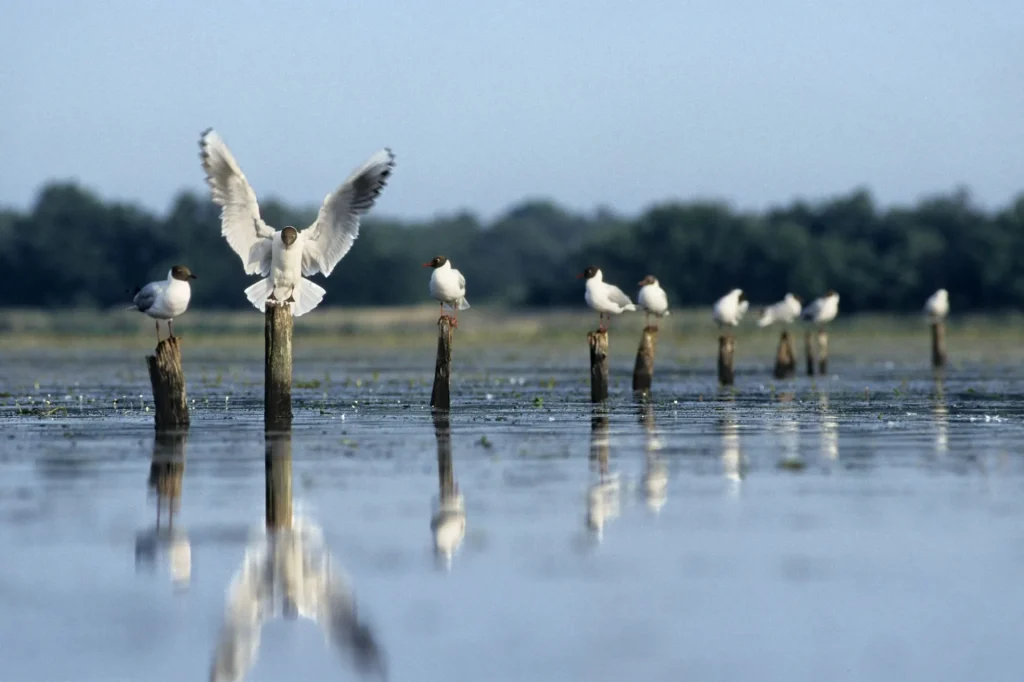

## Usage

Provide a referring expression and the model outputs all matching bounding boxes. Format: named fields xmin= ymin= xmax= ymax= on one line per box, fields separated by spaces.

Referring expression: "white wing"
xmin=606 ymin=285 xmax=634 ymax=309
xmin=301 ymin=149 xmax=396 ymax=277
xmin=199 ymin=129 xmax=275 ymax=276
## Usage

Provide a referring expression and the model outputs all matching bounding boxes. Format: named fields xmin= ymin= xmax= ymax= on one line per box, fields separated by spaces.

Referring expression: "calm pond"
xmin=1 ymin=343 xmax=1023 ymax=681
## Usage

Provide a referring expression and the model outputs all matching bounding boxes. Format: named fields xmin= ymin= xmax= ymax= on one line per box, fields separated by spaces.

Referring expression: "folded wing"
xmin=301 ymin=149 xmax=396 ymax=277
xmin=199 ymin=129 xmax=275 ymax=275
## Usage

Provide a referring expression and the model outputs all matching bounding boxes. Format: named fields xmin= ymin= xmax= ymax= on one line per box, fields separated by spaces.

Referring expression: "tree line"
xmin=2 ymin=181 xmax=1023 ymax=312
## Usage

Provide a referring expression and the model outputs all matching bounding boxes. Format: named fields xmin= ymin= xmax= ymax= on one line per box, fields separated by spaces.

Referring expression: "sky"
xmin=1 ymin=0 xmax=1022 ymax=220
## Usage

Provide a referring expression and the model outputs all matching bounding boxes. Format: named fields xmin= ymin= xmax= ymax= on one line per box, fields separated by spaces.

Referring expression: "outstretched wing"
xmin=199 ymin=129 xmax=275 ymax=275
xmin=301 ymin=149 xmax=395 ymax=277
xmin=209 ymin=536 xmax=272 ymax=682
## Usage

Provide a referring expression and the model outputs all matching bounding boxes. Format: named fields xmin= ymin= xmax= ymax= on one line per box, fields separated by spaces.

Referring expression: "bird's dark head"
xmin=792 ymin=294 xmax=803 ymax=304
xmin=577 ymin=266 xmax=599 ymax=280
xmin=638 ymin=275 xmax=657 ymax=286
xmin=738 ymin=290 xmax=747 ymax=303
xmin=170 ymin=265 xmax=196 ymax=281
xmin=281 ymin=226 xmax=298 ymax=247
xmin=423 ymin=255 xmax=448 ymax=269
xmin=825 ymin=288 xmax=838 ymax=297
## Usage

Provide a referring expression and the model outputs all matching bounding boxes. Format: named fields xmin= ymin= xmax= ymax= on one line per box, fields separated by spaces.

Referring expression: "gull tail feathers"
xmin=442 ymin=298 xmax=471 ymax=312
xmin=624 ymin=303 xmax=637 ymax=312
xmin=244 ymin=278 xmax=274 ymax=312
xmin=290 ymin=278 xmax=327 ymax=317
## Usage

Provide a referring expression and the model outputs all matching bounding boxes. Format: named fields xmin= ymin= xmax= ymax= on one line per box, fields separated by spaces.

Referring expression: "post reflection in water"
xmin=818 ymin=391 xmax=839 ymax=462
xmin=208 ymin=430 xmax=387 ymax=682
xmin=638 ymin=401 xmax=667 ymax=514
xmin=431 ymin=413 xmax=466 ymax=569
xmin=775 ymin=392 xmax=801 ymax=468
xmin=933 ymin=378 xmax=949 ymax=457
xmin=718 ymin=404 xmax=742 ymax=495
xmin=586 ymin=408 xmax=620 ymax=540
xmin=134 ymin=430 xmax=191 ymax=590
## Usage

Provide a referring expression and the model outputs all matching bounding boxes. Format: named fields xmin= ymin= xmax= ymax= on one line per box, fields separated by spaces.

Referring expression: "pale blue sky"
xmin=1 ymin=0 xmax=1021 ymax=219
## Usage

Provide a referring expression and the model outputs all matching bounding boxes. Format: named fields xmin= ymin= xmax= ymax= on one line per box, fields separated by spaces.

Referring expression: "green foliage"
xmin=3 ymin=182 xmax=1023 ymax=311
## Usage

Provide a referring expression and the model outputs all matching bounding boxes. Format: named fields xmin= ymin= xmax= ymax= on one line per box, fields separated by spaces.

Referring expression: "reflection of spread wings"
xmin=289 ymin=518 xmax=388 ymax=678
xmin=209 ymin=519 xmax=386 ymax=681
xmin=209 ymin=536 xmax=272 ymax=682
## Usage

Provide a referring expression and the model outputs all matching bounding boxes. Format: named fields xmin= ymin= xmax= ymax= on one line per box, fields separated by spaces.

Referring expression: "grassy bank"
xmin=2 ymin=306 xmax=1023 ymax=365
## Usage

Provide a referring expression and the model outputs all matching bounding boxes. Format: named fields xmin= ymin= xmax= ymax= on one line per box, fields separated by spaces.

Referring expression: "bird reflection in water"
xmin=431 ymin=412 xmax=466 ymax=569
xmin=717 ymin=398 xmax=743 ymax=494
xmin=134 ymin=430 xmax=191 ymax=590
xmin=208 ymin=430 xmax=386 ymax=682
xmin=933 ymin=378 xmax=948 ymax=457
xmin=587 ymin=408 xmax=620 ymax=540
xmin=818 ymin=391 xmax=839 ymax=463
xmin=638 ymin=401 xmax=667 ymax=513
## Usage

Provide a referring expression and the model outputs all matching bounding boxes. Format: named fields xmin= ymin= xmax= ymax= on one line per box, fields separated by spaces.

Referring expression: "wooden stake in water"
xmin=804 ymin=330 xmax=816 ymax=377
xmin=265 ymin=302 xmax=293 ymax=430
xmin=717 ymin=334 xmax=736 ymax=386
xmin=430 ymin=316 xmax=454 ymax=411
xmin=931 ymin=321 xmax=947 ymax=369
xmin=773 ymin=331 xmax=797 ymax=379
xmin=264 ymin=430 xmax=293 ymax=531
xmin=588 ymin=329 xmax=609 ymax=402
xmin=632 ymin=326 xmax=658 ymax=395
xmin=146 ymin=337 xmax=190 ymax=431
xmin=817 ymin=328 xmax=829 ymax=375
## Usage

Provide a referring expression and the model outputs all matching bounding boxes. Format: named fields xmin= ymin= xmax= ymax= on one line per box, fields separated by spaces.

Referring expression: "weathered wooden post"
xmin=773 ymin=331 xmax=797 ymax=379
xmin=717 ymin=334 xmax=735 ymax=386
xmin=632 ymin=326 xmax=657 ymax=395
xmin=430 ymin=316 xmax=454 ymax=411
xmin=264 ymin=430 xmax=293 ymax=531
xmin=817 ymin=328 xmax=829 ymax=375
xmin=804 ymin=330 xmax=816 ymax=377
xmin=931 ymin=321 xmax=947 ymax=369
xmin=147 ymin=337 xmax=189 ymax=430
xmin=588 ymin=329 xmax=609 ymax=402
xmin=265 ymin=302 xmax=293 ymax=430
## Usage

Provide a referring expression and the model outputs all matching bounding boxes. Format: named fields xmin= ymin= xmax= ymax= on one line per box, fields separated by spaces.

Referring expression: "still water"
xmin=1 ymin=346 xmax=1023 ymax=681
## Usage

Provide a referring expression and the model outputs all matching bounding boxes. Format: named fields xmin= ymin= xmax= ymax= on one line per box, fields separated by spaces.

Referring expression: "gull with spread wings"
xmin=199 ymin=129 xmax=395 ymax=316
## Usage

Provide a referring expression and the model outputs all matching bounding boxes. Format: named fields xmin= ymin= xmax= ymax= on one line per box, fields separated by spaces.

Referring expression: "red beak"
xmin=422 ymin=262 xmax=433 ymax=268
xmin=576 ymin=273 xmax=585 ymax=279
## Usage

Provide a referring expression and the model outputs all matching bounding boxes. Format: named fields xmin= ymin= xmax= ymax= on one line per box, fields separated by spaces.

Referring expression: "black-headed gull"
xmin=801 ymin=290 xmax=840 ymax=326
xmin=423 ymin=255 xmax=469 ymax=326
xmin=924 ymin=288 xmax=949 ymax=322
xmin=713 ymin=288 xmax=748 ymax=327
xmin=578 ymin=266 xmax=636 ymax=331
xmin=757 ymin=293 xmax=803 ymax=328
xmin=637 ymin=275 xmax=670 ymax=326
xmin=129 ymin=265 xmax=196 ymax=342
xmin=199 ymin=129 xmax=395 ymax=317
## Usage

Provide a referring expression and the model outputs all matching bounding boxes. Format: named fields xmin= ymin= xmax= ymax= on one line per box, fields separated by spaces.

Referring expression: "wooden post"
xmin=265 ymin=303 xmax=293 ymax=430
xmin=717 ymin=334 xmax=735 ymax=386
xmin=632 ymin=326 xmax=657 ymax=395
xmin=148 ymin=430 xmax=187 ymax=529
xmin=146 ymin=338 xmax=189 ymax=430
xmin=817 ymin=328 xmax=829 ymax=375
xmin=931 ymin=321 xmax=947 ymax=369
xmin=264 ymin=431 xmax=293 ymax=531
xmin=430 ymin=316 xmax=454 ymax=411
xmin=804 ymin=330 xmax=816 ymax=377
xmin=773 ymin=331 xmax=796 ymax=379
xmin=588 ymin=329 xmax=609 ymax=402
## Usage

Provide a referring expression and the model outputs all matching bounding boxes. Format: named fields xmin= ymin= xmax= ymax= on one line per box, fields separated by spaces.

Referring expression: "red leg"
xmin=155 ymin=320 xmax=161 ymax=344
